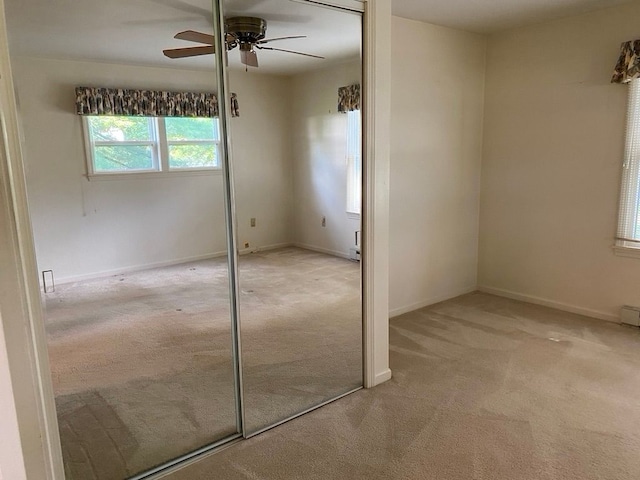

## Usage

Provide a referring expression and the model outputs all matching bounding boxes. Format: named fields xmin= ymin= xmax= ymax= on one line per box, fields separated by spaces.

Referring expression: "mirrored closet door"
xmin=5 ymin=0 xmax=240 ymax=478
xmin=224 ymin=0 xmax=364 ymax=435
xmin=5 ymin=0 xmax=363 ymax=477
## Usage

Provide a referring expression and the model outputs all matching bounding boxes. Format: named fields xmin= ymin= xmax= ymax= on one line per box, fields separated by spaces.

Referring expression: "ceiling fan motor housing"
xmin=225 ymin=16 xmax=267 ymax=50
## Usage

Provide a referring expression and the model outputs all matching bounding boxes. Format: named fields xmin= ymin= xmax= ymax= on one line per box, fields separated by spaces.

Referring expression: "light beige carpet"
xmin=44 ymin=247 xmax=362 ymax=480
xmin=165 ymin=292 xmax=640 ymax=480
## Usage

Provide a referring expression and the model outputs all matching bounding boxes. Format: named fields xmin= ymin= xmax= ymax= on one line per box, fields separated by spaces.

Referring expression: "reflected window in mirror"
xmin=84 ymin=116 xmax=220 ymax=176
xmin=346 ymin=110 xmax=361 ymax=215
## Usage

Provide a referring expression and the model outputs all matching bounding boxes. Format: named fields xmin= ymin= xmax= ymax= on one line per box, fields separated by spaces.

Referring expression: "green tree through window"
xmin=165 ymin=117 xmax=218 ymax=169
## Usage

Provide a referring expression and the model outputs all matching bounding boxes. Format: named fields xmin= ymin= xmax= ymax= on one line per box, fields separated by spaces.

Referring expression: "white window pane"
xmin=346 ymin=110 xmax=362 ymax=214
xmin=93 ymin=145 xmax=154 ymax=172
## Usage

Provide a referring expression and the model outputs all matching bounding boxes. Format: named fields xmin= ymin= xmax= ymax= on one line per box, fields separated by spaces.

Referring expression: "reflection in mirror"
xmin=223 ymin=0 xmax=364 ymax=434
xmin=5 ymin=0 xmax=239 ymax=478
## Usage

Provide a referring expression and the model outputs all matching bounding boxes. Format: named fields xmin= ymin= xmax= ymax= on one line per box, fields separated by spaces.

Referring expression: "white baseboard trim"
xmin=259 ymin=242 xmax=293 ymax=252
xmin=53 ymin=242 xmax=297 ymax=285
xmin=293 ymin=242 xmax=351 ymax=260
xmin=238 ymin=242 xmax=292 ymax=256
xmin=373 ymin=368 xmax=392 ymax=386
xmin=478 ymin=286 xmax=620 ymax=323
xmin=52 ymin=251 xmax=228 ymax=286
xmin=389 ymin=285 xmax=478 ymax=318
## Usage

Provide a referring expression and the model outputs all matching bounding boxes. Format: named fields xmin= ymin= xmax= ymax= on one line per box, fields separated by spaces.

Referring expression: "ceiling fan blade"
xmin=163 ymin=45 xmax=215 ymax=59
xmin=174 ymin=30 xmax=215 ymax=45
xmin=255 ymin=46 xmax=324 ymax=59
xmin=257 ymin=35 xmax=306 ymax=44
xmin=240 ymin=49 xmax=259 ymax=67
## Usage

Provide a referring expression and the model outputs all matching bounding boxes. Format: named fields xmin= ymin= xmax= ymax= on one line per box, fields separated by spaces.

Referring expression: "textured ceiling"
xmin=392 ymin=0 xmax=637 ymax=34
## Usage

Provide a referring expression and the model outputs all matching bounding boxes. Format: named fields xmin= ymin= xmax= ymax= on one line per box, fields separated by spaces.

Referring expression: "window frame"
xmin=615 ymin=79 xmax=640 ymax=258
xmin=82 ymin=115 xmax=222 ymax=179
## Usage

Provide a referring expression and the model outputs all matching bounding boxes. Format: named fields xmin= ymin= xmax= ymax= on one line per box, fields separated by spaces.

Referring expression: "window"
xmin=346 ymin=109 xmax=362 ymax=215
xmin=84 ymin=115 xmax=220 ymax=175
xmin=616 ymin=80 xmax=640 ymax=251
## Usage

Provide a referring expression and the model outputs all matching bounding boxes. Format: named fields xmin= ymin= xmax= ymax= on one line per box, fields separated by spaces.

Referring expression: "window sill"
xmin=613 ymin=244 xmax=640 ymax=259
xmin=86 ymin=169 xmax=222 ymax=181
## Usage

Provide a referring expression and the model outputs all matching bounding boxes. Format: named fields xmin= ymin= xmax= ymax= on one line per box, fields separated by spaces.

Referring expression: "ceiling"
xmin=392 ymin=0 xmax=637 ymax=34
xmin=4 ymin=0 xmax=636 ymax=75
xmin=4 ymin=0 xmax=362 ymax=75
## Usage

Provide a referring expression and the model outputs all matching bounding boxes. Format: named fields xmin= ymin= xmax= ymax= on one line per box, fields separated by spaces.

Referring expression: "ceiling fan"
xmin=163 ymin=16 xmax=324 ymax=68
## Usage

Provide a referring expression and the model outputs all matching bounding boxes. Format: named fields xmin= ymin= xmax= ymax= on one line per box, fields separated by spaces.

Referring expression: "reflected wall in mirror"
xmin=224 ymin=0 xmax=364 ymax=434
xmin=5 ymin=0 xmax=240 ymax=478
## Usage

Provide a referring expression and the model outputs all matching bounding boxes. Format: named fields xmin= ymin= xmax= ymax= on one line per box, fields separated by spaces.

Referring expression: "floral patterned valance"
xmin=75 ymin=87 xmax=239 ymax=118
xmin=338 ymin=84 xmax=360 ymax=113
xmin=612 ymin=40 xmax=640 ymax=84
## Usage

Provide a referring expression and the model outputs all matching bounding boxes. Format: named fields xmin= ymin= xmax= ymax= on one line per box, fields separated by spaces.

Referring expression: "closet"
xmin=5 ymin=0 xmax=364 ymax=478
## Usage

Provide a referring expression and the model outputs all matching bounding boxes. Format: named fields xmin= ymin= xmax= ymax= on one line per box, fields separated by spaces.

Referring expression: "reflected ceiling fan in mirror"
xmin=163 ymin=16 xmax=324 ymax=68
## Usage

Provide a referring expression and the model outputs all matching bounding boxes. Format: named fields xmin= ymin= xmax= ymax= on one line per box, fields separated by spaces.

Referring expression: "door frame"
xmin=0 ymin=0 xmax=391 ymax=478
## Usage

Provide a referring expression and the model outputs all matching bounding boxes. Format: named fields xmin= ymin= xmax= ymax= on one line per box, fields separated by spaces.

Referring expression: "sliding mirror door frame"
xmin=211 ymin=0 xmax=246 ymax=440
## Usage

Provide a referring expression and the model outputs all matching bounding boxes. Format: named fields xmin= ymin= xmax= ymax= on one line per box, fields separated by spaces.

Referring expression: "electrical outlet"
xmin=42 ymin=269 xmax=55 ymax=293
xmin=244 ymin=242 xmax=250 ymax=248
xmin=250 ymin=217 xmax=256 ymax=227
xmin=322 ymin=216 xmax=326 ymax=227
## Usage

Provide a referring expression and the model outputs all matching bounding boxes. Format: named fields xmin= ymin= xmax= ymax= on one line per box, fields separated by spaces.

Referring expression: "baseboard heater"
xmin=621 ymin=306 xmax=640 ymax=326
xmin=349 ymin=230 xmax=361 ymax=262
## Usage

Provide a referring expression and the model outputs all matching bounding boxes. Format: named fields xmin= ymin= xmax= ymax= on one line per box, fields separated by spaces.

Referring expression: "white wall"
xmin=389 ymin=16 xmax=486 ymax=316
xmin=228 ymin=71 xmax=294 ymax=253
xmin=12 ymin=57 xmax=292 ymax=282
xmin=479 ymin=1 xmax=640 ymax=321
xmin=291 ymin=61 xmax=361 ymax=258
xmin=0 ymin=311 xmax=27 ymax=480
